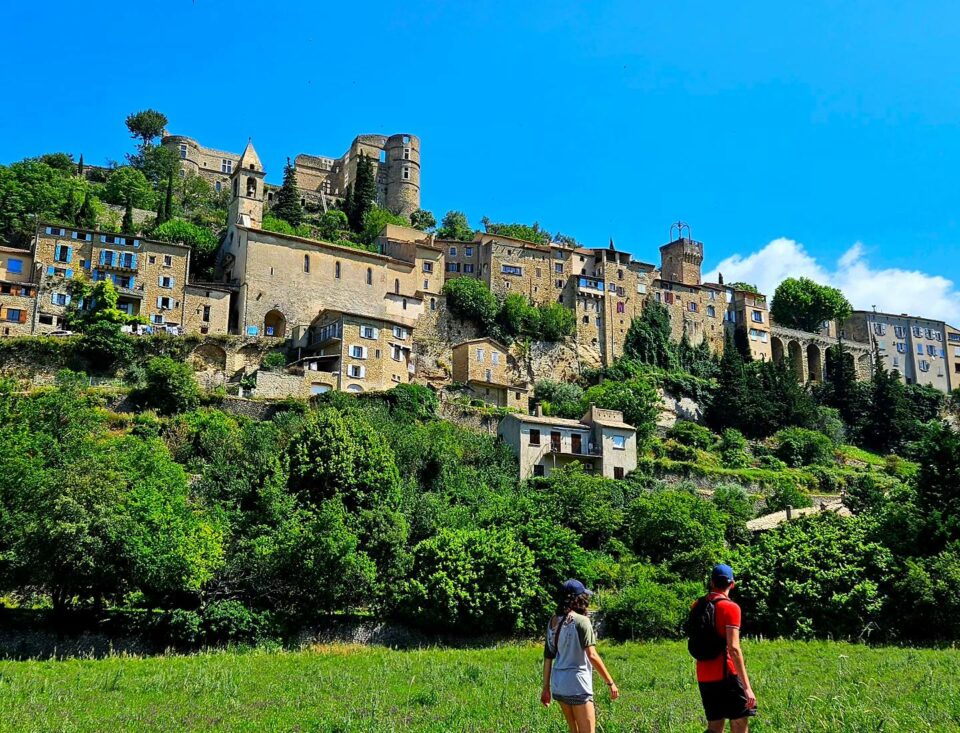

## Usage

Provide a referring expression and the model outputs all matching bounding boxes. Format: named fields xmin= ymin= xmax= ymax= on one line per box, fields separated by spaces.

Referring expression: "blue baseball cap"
xmin=712 ymin=564 xmax=735 ymax=583
xmin=562 ymin=579 xmax=594 ymax=596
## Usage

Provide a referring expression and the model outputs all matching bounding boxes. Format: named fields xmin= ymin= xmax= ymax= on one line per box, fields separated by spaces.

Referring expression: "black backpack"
xmin=686 ymin=595 xmax=728 ymax=661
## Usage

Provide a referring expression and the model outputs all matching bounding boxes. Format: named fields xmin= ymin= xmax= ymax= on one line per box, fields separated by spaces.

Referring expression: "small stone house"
xmin=451 ymin=337 xmax=528 ymax=411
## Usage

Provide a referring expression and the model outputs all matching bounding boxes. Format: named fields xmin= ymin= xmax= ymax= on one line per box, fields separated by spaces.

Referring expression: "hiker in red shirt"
xmin=689 ymin=564 xmax=757 ymax=732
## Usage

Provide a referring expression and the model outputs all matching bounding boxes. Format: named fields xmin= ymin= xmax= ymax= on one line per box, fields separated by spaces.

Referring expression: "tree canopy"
xmin=771 ymin=277 xmax=852 ymax=333
xmin=436 ymin=211 xmax=474 ymax=241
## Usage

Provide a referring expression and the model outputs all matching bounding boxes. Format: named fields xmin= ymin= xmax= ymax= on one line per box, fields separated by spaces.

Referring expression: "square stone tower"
xmin=659 ymin=222 xmax=703 ymax=286
xmin=228 ymin=139 xmax=265 ymax=228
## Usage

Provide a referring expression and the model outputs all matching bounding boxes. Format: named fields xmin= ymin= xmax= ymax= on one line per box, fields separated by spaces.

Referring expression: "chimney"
xmin=786 ymin=505 xmax=793 ymax=521
xmin=535 ymin=404 xmax=543 ymax=417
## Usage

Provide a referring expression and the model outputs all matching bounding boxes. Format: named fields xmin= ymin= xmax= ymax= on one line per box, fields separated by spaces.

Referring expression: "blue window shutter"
xmin=64 ymin=294 xmax=71 ymax=306
xmin=99 ymin=251 xmax=105 ymax=266
xmin=51 ymin=293 xmax=56 ymax=304
xmin=65 ymin=269 xmax=73 ymax=279
xmin=65 ymin=247 xmax=73 ymax=263
xmin=46 ymin=266 xmax=54 ymax=276
xmin=129 ymin=278 xmax=135 ymax=289
xmin=131 ymin=254 xmax=138 ymax=268
xmin=45 ymin=227 xmax=52 ymax=235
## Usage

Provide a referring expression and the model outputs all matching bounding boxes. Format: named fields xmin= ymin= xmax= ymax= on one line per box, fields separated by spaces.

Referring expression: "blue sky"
xmin=5 ymin=1 xmax=960 ymax=320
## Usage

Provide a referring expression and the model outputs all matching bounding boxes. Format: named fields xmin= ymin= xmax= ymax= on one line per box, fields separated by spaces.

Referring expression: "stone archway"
xmin=788 ymin=340 xmax=805 ymax=381
xmin=189 ymin=342 xmax=227 ymax=372
xmin=264 ymin=309 xmax=287 ymax=338
xmin=771 ymin=336 xmax=785 ymax=365
xmin=806 ymin=344 xmax=824 ymax=382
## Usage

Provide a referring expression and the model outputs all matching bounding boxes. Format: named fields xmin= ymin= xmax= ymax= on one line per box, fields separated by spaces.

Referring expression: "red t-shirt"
xmin=694 ymin=592 xmax=741 ymax=683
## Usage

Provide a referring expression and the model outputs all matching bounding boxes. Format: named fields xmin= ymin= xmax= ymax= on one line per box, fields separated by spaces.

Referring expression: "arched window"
xmin=303 ymin=254 xmax=310 ymax=273
xmin=246 ymin=176 xmax=257 ymax=197
xmin=366 ymin=268 xmax=372 ymax=285
xmin=232 ymin=178 xmax=239 ymax=197
xmin=402 ymin=298 xmax=407 ymax=310
xmin=214 ymin=181 xmax=221 ymax=193
xmin=707 ymin=305 xmax=716 ymax=318
xmin=430 ymin=297 xmax=436 ymax=311
xmin=335 ymin=261 xmax=341 ymax=279
xmin=616 ymin=302 xmax=625 ymax=314
xmin=394 ymin=278 xmax=400 ymax=294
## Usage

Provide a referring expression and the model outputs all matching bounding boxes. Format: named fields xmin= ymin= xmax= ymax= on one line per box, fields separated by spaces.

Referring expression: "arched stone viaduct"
xmin=769 ymin=325 xmax=873 ymax=383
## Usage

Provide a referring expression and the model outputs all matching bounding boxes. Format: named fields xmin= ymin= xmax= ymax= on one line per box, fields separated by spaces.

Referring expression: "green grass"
xmin=1 ymin=641 xmax=959 ymax=732
xmin=836 ymin=444 xmax=887 ymax=467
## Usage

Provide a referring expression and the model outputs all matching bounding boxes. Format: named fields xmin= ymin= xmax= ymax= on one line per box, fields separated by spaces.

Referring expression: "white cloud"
xmin=704 ymin=238 xmax=960 ymax=325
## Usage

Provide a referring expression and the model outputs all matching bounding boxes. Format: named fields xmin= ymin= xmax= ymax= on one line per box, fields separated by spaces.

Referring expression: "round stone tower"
xmin=384 ymin=133 xmax=421 ymax=217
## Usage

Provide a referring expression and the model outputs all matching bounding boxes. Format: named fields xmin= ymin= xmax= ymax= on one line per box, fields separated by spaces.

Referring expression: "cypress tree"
xmin=349 ymin=153 xmax=376 ymax=232
xmin=861 ymin=346 xmax=913 ymax=454
xmin=623 ymin=301 xmax=677 ymax=369
xmin=77 ymin=154 xmax=85 ymax=177
xmin=162 ymin=171 xmax=174 ymax=224
xmin=706 ymin=330 xmax=751 ymax=434
xmin=76 ymin=190 xmax=95 ymax=228
xmin=122 ymin=197 xmax=135 ymax=234
xmin=272 ymin=158 xmax=304 ymax=227
xmin=155 ymin=186 xmax=166 ymax=224
xmin=341 ymin=184 xmax=355 ymax=226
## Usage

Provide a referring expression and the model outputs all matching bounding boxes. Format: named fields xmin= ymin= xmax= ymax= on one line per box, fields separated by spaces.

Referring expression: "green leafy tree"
xmin=580 ymin=377 xmax=660 ymax=446
xmin=706 ymin=331 xmax=749 ymax=432
xmin=437 ymin=210 xmax=474 ymax=241
xmin=135 ymin=144 xmax=179 ymax=189
xmin=133 ymin=357 xmax=200 ymax=415
xmin=603 ymin=566 xmax=702 ymax=639
xmin=361 ymin=206 xmax=406 ymax=246
xmin=271 ymin=159 xmax=304 ymax=227
xmin=627 ymin=489 xmax=726 ymax=578
xmin=151 ymin=218 xmax=219 ymax=274
xmin=534 ymin=380 xmax=584 ymax=419
xmin=125 ymin=109 xmax=168 ymax=147
xmin=530 ymin=465 xmax=631 ymax=549
xmin=121 ymin=200 xmax=134 ymax=233
xmin=65 ymin=278 xmax=143 ymax=331
xmin=104 ymin=166 xmax=155 ymax=209
xmin=728 ymin=282 xmax=759 ymax=294
xmin=773 ymin=427 xmax=835 ymax=467
xmin=288 ymin=408 xmax=401 ymax=512
xmin=537 ymin=302 xmax=576 ymax=341
xmin=623 ymin=302 xmax=678 ymax=369
xmin=443 ymin=277 xmax=499 ymax=332
xmin=410 ymin=208 xmax=436 ymax=232
xmin=38 ymin=152 xmax=75 ymax=173
xmin=771 ymin=277 xmax=852 ymax=333
xmin=0 ymin=160 xmax=82 ymax=245
xmin=317 ymin=209 xmax=350 ymax=242
xmin=75 ymin=190 xmax=97 ymax=228
xmin=861 ymin=353 xmax=915 ymax=455
xmin=482 ymin=219 xmax=551 ymax=244
xmin=398 ymin=528 xmax=539 ymax=632
xmin=712 ymin=484 xmax=755 ymax=546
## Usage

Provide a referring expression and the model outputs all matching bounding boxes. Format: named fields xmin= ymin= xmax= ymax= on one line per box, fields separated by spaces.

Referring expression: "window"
xmin=927 ymin=344 xmax=937 ymax=356
xmin=4 ymin=309 xmax=20 ymax=324
xmin=214 ymin=181 xmax=222 ymax=194
xmin=70 ymin=231 xmax=92 ymax=242
xmin=7 ymin=258 xmax=22 ymax=275
xmin=391 ymin=345 xmax=402 ymax=361
xmin=366 ymin=268 xmax=372 ymax=285
xmin=393 ymin=326 xmax=407 ymax=339
xmin=485 ymin=369 xmax=492 ymax=382
xmin=465 ymin=247 xmax=473 ymax=257
xmin=637 ymin=283 xmax=647 ymax=294
xmin=303 ymin=254 xmax=310 ymax=273
xmin=163 ymin=255 xmax=172 ymax=267
xmin=54 ymin=245 xmax=72 ymax=263
xmin=612 ymin=435 xmax=626 ymax=450
xmin=157 ymin=296 xmax=174 ymax=309
xmin=491 ymin=351 xmax=500 ymax=365
xmin=874 ymin=322 xmax=887 ymax=336
xmin=430 ymin=298 xmax=436 ymax=311
xmin=751 ymin=310 xmax=763 ymax=323
xmin=159 ymin=276 xmax=174 ymax=289
xmin=556 ymin=279 xmax=564 ymax=288
xmin=394 ymin=278 xmax=400 ymax=295
xmin=476 ymin=348 xmax=485 ymax=363
xmin=616 ymin=302 xmax=625 ymax=314
xmin=446 ymin=263 xmax=461 ymax=273
xmin=501 ymin=265 xmax=522 ymax=276
xmin=463 ymin=264 xmax=475 ymax=274
xmin=335 ymin=261 xmax=341 ymax=279
xmin=449 ymin=247 xmax=457 ymax=256
xmin=348 ymin=364 xmax=366 ymax=378
xmin=892 ymin=356 xmax=900 ymax=368
xmin=926 ymin=328 xmax=934 ymax=340
xmin=914 ymin=326 xmax=924 ymax=337
xmin=533 ymin=464 xmax=545 ymax=477
xmin=46 ymin=226 xmax=66 ymax=236
xmin=51 ymin=292 xmax=70 ymax=307
xmin=402 ymin=168 xmax=410 ymax=180
xmin=202 ymin=305 xmax=211 ymax=322
xmin=896 ymin=342 xmax=906 ymax=353
xmin=148 ymin=256 xmax=156 ymax=264
xmin=583 ymin=316 xmax=589 ymax=324
xmin=424 ymin=279 xmax=430 ymax=290
xmin=350 ymin=345 xmax=367 ymax=359
xmin=707 ymin=305 xmax=716 ymax=318
xmin=221 ymin=159 xmax=233 ymax=174
xmin=895 ymin=325 xmax=905 ymax=338
xmin=422 ymin=262 xmax=433 ymax=273
xmin=360 ymin=325 xmax=378 ymax=339
xmin=917 ymin=344 xmax=924 ymax=355
xmin=402 ymin=299 xmax=408 ymax=310
xmin=555 ymin=263 xmax=564 ymax=274
xmin=614 ymin=467 xmax=625 ymax=480
xmin=689 ymin=301 xmax=698 ymax=312
xmin=919 ymin=360 xmax=930 ymax=372
xmin=529 ymin=429 xmax=541 ymax=446
xmin=38 ymin=314 xmax=53 ymax=326
xmin=179 ymin=144 xmax=187 ymax=159
xmin=877 ymin=340 xmax=885 ymax=350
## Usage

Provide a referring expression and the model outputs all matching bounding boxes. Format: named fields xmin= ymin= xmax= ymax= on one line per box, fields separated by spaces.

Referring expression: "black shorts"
xmin=698 ymin=675 xmax=757 ymax=722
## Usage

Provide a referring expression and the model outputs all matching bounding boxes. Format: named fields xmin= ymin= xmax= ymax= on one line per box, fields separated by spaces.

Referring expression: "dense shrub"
xmin=132 ymin=356 xmax=200 ymax=415
xmin=398 ymin=528 xmax=539 ymax=633
xmin=667 ymin=421 xmax=715 ymax=450
xmin=202 ymin=600 xmax=273 ymax=644
xmin=602 ymin=568 xmax=701 ymax=640
xmin=261 ymin=351 xmax=287 ymax=371
xmin=712 ymin=484 xmax=755 ymax=546
xmin=718 ymin=428 xmax=750 ymax=468
xmin=764 ymin=478 xmax=813 ymax=513
xmin=773 ymin=427 xmax=835 ymax=468
xmin=533 ymin=380 xmax=584 ymax=419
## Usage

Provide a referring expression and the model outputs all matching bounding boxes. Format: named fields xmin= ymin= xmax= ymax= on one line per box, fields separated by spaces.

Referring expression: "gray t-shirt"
xmin=544 ymin=612 xmax=597 ymax=698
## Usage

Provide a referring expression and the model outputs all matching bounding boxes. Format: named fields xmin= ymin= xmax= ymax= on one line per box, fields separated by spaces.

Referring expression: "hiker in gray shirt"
xmin=541 ymin=579 xmax=619 ymax=733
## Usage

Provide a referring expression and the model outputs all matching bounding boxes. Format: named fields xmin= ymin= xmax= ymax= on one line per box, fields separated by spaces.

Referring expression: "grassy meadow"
xmin=1 ymin=640 xmax=959 ymax=732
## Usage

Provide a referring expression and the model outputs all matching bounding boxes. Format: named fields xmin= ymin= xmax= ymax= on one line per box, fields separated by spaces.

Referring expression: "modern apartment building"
xmin=498 ymin=405 xmax=638 ymax=480
xmin=451 ymin=337 xmax=529 ymax=410
xmin=844 ymin=310 xmax=951 ymax=391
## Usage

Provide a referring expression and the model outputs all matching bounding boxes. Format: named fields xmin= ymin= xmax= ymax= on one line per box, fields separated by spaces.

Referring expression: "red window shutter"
xmin=19 ymin=310 xmax=27 ymax=324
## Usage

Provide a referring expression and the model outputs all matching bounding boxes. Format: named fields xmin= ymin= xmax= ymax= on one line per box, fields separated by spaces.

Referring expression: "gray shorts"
xmin=553 ymin=692 xmax=594 ymax=706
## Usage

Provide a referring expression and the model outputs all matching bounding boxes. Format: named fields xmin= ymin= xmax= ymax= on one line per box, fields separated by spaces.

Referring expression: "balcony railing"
xmin=549 ymin=444 xmax=602 ymax=457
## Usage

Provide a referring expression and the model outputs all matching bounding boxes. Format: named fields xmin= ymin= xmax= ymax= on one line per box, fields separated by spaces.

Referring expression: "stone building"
xmin=498 ymin=405 xmax=638 ymax=480
xmin=844 ymin=310 xmax=952 ymax=391
xmin=770 ymin=322 xmax=873 ymax=384
xmin=0 ymin=245 xmax=39 ymax=336
xmin=216 ymin=140 xmax=435 ymax=393
xmin=163 ymin=132 xmax=421 ymax=217
xmin=23 ymin=225 xmax=230 ymax=336
xmin=946 ymin=324 xmax=960 ymax=389
xmin=451 ymin=337 xmax=529 ymax=410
